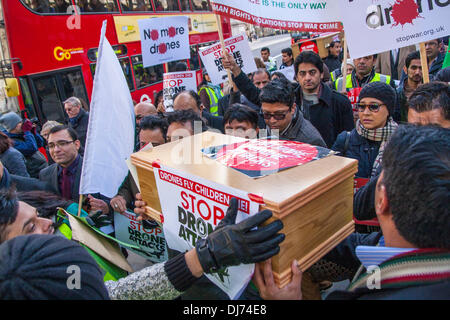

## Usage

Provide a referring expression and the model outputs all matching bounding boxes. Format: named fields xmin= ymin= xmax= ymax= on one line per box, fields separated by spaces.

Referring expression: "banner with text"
xmin=153 ymin=164 xmax=260 ymax=299
xmin=338 ymin=0 xmax=450 ymax=59
xmin=138 ymin=16 xmax=190 ymax=68
xmin=114 ymin=211 xmax=168 ymax=263
xmin=163 ymin=71 xmax=197 ymax=108
xmin=199 ymin=33 xmax=257 ymax=85
xmin=211 ymin=0 xmax=342 ymax=32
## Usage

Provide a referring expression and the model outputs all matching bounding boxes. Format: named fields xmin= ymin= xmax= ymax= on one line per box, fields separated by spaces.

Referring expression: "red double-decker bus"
xmin=0 ymin=0 xmax=231 ymax=125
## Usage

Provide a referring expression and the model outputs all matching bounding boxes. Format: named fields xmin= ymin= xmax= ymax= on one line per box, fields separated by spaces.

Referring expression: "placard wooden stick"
xmin=419 ymin=42 xmax=430 ymax=84
xmin=215 ymin=14 xmax=236 ymax=90
xmin=77 ymin=194 xmax=83 ymax=217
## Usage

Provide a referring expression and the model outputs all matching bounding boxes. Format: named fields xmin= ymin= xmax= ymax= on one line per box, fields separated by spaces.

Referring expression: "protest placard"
xmin=277 ymin=65 xmax=296 ymax=81
xmin=162 ymin=70 xmax=197 ymax=108
xmin=338 ymin=0 xmax=450 ymax=59
xmin=199 ymin=33 xmax=257 ymax=85
xmin=211 ymin=0 xmax=342 ymax=32
xmin=153 ymin=164 xmax=260 ymax=299
xmin=114 ymin=211 xmax=168 ymax=263
xmin=138 ymin=16 xmax=190 ymax=68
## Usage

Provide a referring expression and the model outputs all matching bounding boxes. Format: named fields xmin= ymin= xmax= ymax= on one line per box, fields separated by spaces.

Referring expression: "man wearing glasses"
xmin=424 ymin=38 xmax=445 ymax=78
xmin=259 ymin=78 xmax=326 ymax=147
xmin=38 ymin=125 xmax=110 ymax=214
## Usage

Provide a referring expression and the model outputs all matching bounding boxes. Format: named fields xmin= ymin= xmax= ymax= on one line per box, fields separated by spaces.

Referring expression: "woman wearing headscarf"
xmin=332 ymin=82 xmax=399 ymax=179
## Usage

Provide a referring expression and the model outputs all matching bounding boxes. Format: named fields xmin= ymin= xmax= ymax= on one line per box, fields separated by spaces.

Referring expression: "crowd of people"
xmin=0 ymin=35 xmax=449 ymax=300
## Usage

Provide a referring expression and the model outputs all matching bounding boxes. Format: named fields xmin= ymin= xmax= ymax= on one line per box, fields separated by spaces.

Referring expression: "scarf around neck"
xmin=348 ymin=248 xmax=450 ymax=292
xmin=356 ymin=117 xmax=398 ymax=177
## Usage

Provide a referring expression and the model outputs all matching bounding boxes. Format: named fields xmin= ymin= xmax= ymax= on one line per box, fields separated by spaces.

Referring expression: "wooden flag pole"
xmin=215 ymin=14 xmax=237 ymax=91
xmin=77 ymin=194 xmax=83 ymax=217
xmin=419 ymin=42 xmax=430 ymax=84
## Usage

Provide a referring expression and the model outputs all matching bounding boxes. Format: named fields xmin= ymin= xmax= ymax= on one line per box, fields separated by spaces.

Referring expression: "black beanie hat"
xmin=0 ymin=234 xmax=110 ymax=300
xmin=358 ymin=82 xmax=396 ymax=116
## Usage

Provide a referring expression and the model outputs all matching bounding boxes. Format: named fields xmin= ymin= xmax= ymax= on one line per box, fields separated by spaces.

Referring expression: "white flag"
xmin=79 ymin=20 xmax=135 ymax=198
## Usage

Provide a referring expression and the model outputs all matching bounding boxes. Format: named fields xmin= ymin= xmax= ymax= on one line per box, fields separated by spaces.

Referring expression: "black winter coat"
xmin=294 ymin=84 xmax=354 ymax=148
xmin=68 ymin=109 xmax=89 ymax=150
xmin=332 ymin=129 xmax=381 ymax=178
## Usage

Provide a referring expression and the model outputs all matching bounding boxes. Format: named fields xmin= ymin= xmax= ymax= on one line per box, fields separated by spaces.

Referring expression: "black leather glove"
xmin=195 ymin=198 xmax=284 ymax=274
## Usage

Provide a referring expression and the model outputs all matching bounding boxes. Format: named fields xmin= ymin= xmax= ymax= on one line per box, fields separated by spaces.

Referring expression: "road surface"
xmin=249 ymin=34 xmax=292 ymax=68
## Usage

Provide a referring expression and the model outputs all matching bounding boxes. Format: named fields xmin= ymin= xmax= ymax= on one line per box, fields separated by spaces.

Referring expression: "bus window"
xmin=74 ymin=0 xmax=118 ymax=13
xmin=167 ymin=60 xmax=189 ymax=73
xmin=192 ymin=0 xmax=210 ymax=11
xmin=90 ymin=57 xmax=134 ymax=90
xmin=18 ymin=78 xmax=38 ymax=120
xmin=154 ymin=0 xmax=180 ymax=12
xmin=22 ymin=0 xmax=56 ymax=13
xmin=60 ymin=70 xmax=89 ymax=109
xmin=120 ymin=0 xmax=154 ymax=12
xmin=33 ymin=76 xmax=66 ymax=123
xmin=179 ymin=0 xmax=191 ymax=11
xmin=131 ymin=55 xmax=163 ymax=89
xmin=120 ymin=58 xmax=135 ymax=91
xmin=189 ymin=45 xmax=200 ymax=71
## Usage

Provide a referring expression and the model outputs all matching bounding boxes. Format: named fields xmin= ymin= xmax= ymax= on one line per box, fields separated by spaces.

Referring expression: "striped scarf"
xmin=356 ymin=117 xmax=398 ymax=177
xmin=348 ymin=248 xmax=450 ymax=292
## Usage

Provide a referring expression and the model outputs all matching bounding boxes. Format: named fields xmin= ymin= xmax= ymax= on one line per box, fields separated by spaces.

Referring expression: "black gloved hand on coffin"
xmin=195 ymin=197 xmax=285 ymax=274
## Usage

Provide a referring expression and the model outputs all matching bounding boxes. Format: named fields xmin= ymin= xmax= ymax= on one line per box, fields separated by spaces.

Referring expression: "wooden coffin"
xmin=131 ymin=131 xmax=358 ymax=287
xmin=292 ymin=31 xmax=344 ymax=59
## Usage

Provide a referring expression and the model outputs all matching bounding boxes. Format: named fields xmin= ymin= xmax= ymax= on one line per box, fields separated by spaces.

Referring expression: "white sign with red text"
xmin=199 ymin=33 xmax=257 ymax=85
xmin=163 ymin=71 xmax=197 ymax=107
xmin=338 ymin=0 xmax=450 ymax=59
xmin=153 ymin=164 xmax=261 ymax=299
xmin=138 ymin=16 xmax=190 ymax=68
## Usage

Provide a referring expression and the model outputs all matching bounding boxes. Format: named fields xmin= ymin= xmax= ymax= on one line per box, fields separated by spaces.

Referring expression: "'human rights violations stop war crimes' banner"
xmin=210 ymin=0 xmax=342 ymax=32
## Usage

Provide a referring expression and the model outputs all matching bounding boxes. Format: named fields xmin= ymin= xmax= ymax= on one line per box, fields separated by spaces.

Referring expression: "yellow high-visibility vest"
xmin=198 ymin=86 xmax=222 ymax=116
xmin=335 ymin=73 xmax=391 ymax=92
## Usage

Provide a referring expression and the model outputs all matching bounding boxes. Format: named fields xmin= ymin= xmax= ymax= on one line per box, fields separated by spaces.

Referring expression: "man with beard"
xmin=424 ymin=38 xmax=445 ymax=78
xmin=334 ymin=54 xmax=397 ymax=122
xmin=294 ymin=51 xmax=354 ymax=148
xmin=396 ymin=51 xmax=423 ymax=122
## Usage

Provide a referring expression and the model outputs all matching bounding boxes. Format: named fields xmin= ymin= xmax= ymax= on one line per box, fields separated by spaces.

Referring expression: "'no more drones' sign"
xmin=138 ymin=16 xmax=190 ymax=68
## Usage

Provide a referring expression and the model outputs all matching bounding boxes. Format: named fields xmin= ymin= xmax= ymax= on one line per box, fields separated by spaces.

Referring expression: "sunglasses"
xmin=355 ymin=103 xmax=385 ymax=113
xmin=262 ymin=110 xmax=290 ymax=120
